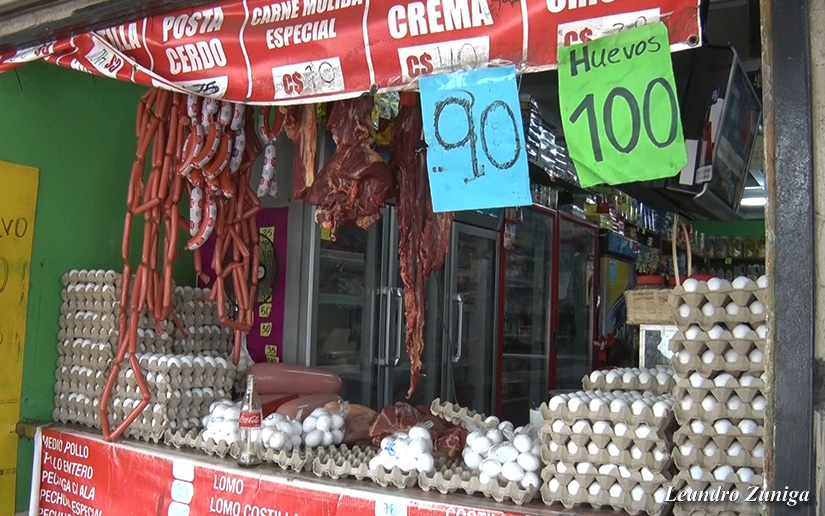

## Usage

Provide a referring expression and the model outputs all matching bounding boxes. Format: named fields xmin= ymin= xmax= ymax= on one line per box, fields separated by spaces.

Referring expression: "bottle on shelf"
xmin=237 ymin=374 xmax=263 ymax=467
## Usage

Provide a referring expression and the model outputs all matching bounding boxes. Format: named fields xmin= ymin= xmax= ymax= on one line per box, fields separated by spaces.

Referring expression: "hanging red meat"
xmin=391 ymin=97 xmax=454 ymax=398
xmin=280 ymin=104 xmax=317 ymax=200
xmin=305 ymin=96 xmax=393 ymax=233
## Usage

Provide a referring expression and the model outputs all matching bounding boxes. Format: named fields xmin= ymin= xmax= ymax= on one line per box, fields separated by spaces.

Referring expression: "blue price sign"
xmin=420 ymin=65 xmax=531 ymax=213
xmin=375 ymin=498 xmax=407 ymax=516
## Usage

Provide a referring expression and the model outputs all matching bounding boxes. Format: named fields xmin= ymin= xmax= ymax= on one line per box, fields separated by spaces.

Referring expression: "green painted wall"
xmin=693 ymin=220 xmax=766 ymax=239
xmin=0 ymin=62 xmax=194 ymax=511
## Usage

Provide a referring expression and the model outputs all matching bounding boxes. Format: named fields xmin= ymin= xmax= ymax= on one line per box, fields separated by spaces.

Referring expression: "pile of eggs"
xmin=369 ymin=425 xmax=436 ymax=474
xmin=260 ymin=412 xmax=303 ymax=451
xmin=546 ymin=390 xmax=674 ymax=420
xmin=202 ymin=399 xmax=242 ymax=444
xmin=300 ymin=407 xmax=346 ymax=448
xmin=462 ymin=422 xmax=542 ymax=490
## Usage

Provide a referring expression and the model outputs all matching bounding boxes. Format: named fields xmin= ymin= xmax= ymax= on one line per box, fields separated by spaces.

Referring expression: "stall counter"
xmin=30 ymin=425 xmax=604 ymax=516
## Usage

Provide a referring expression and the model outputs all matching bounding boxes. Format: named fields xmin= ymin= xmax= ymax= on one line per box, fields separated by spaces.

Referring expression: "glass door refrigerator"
xmin=291 ymin=204 xmax=501 ymax=415
xmin=552 ymin=213 xmax=599 ymax=390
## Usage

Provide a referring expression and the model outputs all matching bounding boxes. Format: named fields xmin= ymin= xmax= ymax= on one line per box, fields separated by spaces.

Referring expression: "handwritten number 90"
xmin=433 ymin=91 xmax=521 ymax=183
xmin=570 ymin=77 xmax=679 ymax=162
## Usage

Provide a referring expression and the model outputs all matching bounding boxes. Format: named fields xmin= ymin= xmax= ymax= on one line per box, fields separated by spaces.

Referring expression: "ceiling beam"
xmin=0 ymin=0 xmax=216 ymax=52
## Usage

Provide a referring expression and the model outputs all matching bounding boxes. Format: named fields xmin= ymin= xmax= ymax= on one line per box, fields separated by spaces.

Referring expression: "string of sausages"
xmin=100 ymin=88 xmax=265 ymax=442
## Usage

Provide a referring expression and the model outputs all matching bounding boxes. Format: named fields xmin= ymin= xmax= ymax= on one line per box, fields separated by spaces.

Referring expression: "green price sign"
xmin=558 ymin=22 xmax=688 ymax=188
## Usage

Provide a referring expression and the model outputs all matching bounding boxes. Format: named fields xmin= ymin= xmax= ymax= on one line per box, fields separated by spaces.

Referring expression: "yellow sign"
xmin=260 ymin=323 xmax=272 ymax=337
xmin=259 ymin=303 xmax=272 ymax=318
xmin=260 ymin=226 xmax=274 ymax=241
xmin=264 ymin=345 xmax=280 ymax=363
xmin=0 ymin=160 xmax=39 ymax=513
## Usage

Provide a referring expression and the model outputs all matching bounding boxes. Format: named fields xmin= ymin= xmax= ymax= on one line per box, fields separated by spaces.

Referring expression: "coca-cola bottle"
xmin=237 ymin=374 xmax=262 ymax=467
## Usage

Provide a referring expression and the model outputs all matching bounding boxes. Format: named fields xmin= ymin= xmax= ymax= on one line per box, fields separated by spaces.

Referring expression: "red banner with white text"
xmin=0 ymin=0 xmax=701 ymax=104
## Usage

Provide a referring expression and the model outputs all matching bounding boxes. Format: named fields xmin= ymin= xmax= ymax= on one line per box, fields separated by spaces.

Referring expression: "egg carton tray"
xmin=672 ymin=309 xmax=766 ymax=330
xmin=673 ymin=373 xmax=766 ymax=402
xmin=365 ymin=463 xmax=421 ymax=488
xmin=430 ymin=398 xmax=498 ymax=431
xmin=673 ymin=438 xmax=765 ymax=471
xmin=418 ymin=461 xmax=539 ymax=505
xmin=540 ymin=461 xmax=674 ymax=486
xmin=58 ymin=326 xmax=118 ymax=343
xmin=541 ymin=442 xmax=673 ymax=474
xmin=55 ymin=360 xmax=110 ymax=383
xmin=539 ymin=394 xmax=676 ymax=430
xmin=539 ymin=427 xmax=673 ymax=458
xmin=673 ymin=426 xmax=764 ymax=458
xmin=57 ymin=340 xmax=114 ymax=362
xmin=540 ymin=418 xmax=674 ymax=446
xmin=669 ymin=331 xmax=766 ymax=357
xmin=669 ymin=284 xmax=766 ymax=309
xmin=673 ymin=473 xmax=764 ymax=496
xmin=674 ymin=502 xmax=763 ymax=516
xmin=165 ymin=428 xmax=239 ymax=459
xmin=582 ymin=372 xmax=675 ymax=396
xmin=310 ymin=445 xmax=376 ymax=480
xmin=540 ymin=478 xmax=672 ymax=516
xmin=673 ymin=396 xmax=766 ymax=425
xmin=671 ymin=348 xmax=765 ymax=376
xmin=61 ymin=300 xmax=121 ymax=315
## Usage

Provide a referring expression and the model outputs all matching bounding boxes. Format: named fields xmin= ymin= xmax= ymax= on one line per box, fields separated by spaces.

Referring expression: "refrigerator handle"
xmin=452 ymin=293 xmax=464 ymax=363
xmin=378 ymin=287 xmax=392 ymax=366
xmin=393 ymin=288 xmax=404 ymax=366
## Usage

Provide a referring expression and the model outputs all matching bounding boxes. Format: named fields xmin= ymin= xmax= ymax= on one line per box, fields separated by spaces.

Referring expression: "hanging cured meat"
xmin=305 ymin=96 xmax=393 ymax=233
xmin=280 ymin=104 xmax=317 ymax=200
xmin=390 ymin=97 xmax=454 ymax=398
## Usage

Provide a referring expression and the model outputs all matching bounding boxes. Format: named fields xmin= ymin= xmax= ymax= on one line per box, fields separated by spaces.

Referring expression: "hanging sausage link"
xmin=100 ymin=89 xmax=262 ymax=442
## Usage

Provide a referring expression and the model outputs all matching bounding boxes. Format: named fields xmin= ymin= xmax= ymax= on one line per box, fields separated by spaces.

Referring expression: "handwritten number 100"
xmin=570 ymin=78 xmax=679 ymax=161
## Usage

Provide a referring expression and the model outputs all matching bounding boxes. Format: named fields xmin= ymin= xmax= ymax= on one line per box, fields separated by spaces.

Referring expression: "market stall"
xmin=0 ymin=0 xmax=790 ymax=515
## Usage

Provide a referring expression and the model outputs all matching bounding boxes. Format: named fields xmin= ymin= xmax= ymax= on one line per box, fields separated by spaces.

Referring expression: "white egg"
xmin=654 ymin=487 xmax=668 ymax=504
xmin=331 ymin=429 xmax=344 ymax=445
xmin=408 ymin=426 xmax=431 ymax=441
xmin=261 ymin=427 xmax=275 ymax=444
xmin=630 ymin=446 xmax=643 ymax=460
xmin=754 ymin=442 xmax=765 ymax=458
xmin=291 ymin=421 xmax=302 ymax=435
xmin=701 ymin=396 xmax=717 ymax=412
xmin=714 ymin=465 xmax=734 ymax=481
xmin=732 ymin=276 xmax=752 ymax=290
xmin=575 ymin=462 xmax=592 ymax=475
xmin=517 ymin=452 xmax=540 ymax=472
xmin=757 ymin=275 xmax=767 ymax=288
xmin=501 ymin=461 xmax=525 ymax=482
xmin=690 ymin=372 xmax=705 ymax=388
xmin=567 ymin=479 xmax=581 ymax=496
xmin=622 ymin=371 xmax=635 ymax=383
xmin=635 ymin=425 xmax=652 ymax=439
xmin=493 ymin=444 xmax=519 ymax=463
xmin=551 ymin=419 xmax=565 ymax=433
xmin=640 ymin=468 xmax=655 ymax=483
xmin=631 ymin=485 xmax=645 ymax=502
xmin=223 ymin=407 xmax=240 ymax=421
xmin=567 ymin=398 xmax=585 ymax=412
xmin=303 ymin=430 xmax=322 ymax=447
xmin=727 ymin=442 xmax=743 ymax=457
xmin=587 ymin=442 xmax=600 ymax=455
xmin=598 ymin=464 xmax=618 ymax=475
xmin=605 ymin=371 xmax=619 ymax=384
xmin=685 ymin=325 xmax=702 ymax=339
xmin=269 ymin=432 xmax=287 ymax=450
xmin=678 ymin=350 xmax=691 ymax=365
xmin=690 ymin=465 xmax=704 ymax=480
xmin=484 ymin=415 xmax=500 ymax=427
xmin=572 ymin=420 xmax=590 ymax=434
xmin=513 ymin=434 xmax=532 ymax=453
xmin=714 ymin=373 xmax=735 ymax=387
xmin=701 ymin=303 xmax=716 ymax=317
xmin=478 ymin=473 xmax=491 ymax=484
xmin=466 ymin=431 xmax=482 ymax=447
xmin=609 ymin=399 xmax=627 ymax=413
xmin=756 ymin=325 xmax=768 ymax=339
xmin=703 ymin=441 xmax=719 ymax=457
xmin=397 ymin=455 xmax=417 ymax=472
xmin=726 ymin=303 xmax=740 ymax=316
xmin=480 ymin=459 xmax=501 ymax=478
xmin=738 ymin=419 xmax=758 ymax=435
xmin=733 ymin=324 xmax=752 ymax=339
xmin=607 ymin=443 xmax=621 ymax=457
xmin=609 ymin=483 xmax=623 ymax=498
xmin=549 ymin=441 xmax=560 ymax=453
xmin=737 ymin=467 xmax=756 ymax=483
xmin=471 ymin=436 xmax=492 ymax=455
xmin=556 ymin=462 xmax=568 ymax=474
xmin=331 ymin=414 xmax=345 ymax=430
xmin=749 ymin=349 xmax=764 ymax=364
xmin=463 ymin=450 xmax=482 ymax=470
xmin=749 ymin=301 xmax=765 ymax=315
xmin=683 ymin=278 xmax=699 ymax=292
xmin=548 ymin=396 xmax=566 ymax=412
xmin=614 ymin=422 xmax=629 ymax=437
xmin=589 ymin=370 xmax=604 ymax=383
xmin=392 ymin=439 xmax=409 ymax=458
xmin=656 ymin=372 xmax=671 ymax=386
xmin=567 ymin=441 xmax=579 ymax=455
xmin=751 ymin=396 xmax=766 ymax=411
xmin=379 ymin=450 xmax=396 ymax=470
xmin=311 ymin=408 xmax=329 ymax=418
xmin=631 ymin=399 xmax=649 ymax=416
xmin=707 ymin=277 xmax=724 ymax=291
xmin=724 ymin=349 xmax=740 ymax=363
xmin=369 ymin=456 xmax=381 ymax=471
xmin=416 ymin=454 xmax=435 ymax=473
xmin=678 ymin=304 xmax=692 ymax=318
xmin=290 ymin=434 xmax=301 ymax=446
xmin=714 ymin=419 xmax=732 ymax=434
xmin=707 ymin=325 xmax=725 ymax=340
xmin=521 ymin=471 xmax=539 ymax=490
xmin=690 ymin=420 xmax=706 ymax=433
xmin=678 ymin=442 xmax=694 ymax=457
xmin=592 ymin=421 xmax=611 ymax=435
xmin=680 ymin=397 xmax=693 ymax=411
xmin=302 ymin=416 xmax=318 ymax=433
xmin=727 ymin=396 xmax=743 ymax=411
xmin=316 ymin=415 xmax=333 ymax=431
xmin=702 ymin=350 xmax=716 ymax=365
xmin=547 ymin=478 xmax=561 ymax=493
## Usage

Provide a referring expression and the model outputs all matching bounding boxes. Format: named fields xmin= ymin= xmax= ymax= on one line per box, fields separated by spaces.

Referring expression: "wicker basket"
xmin=625 ymin=217 xmax=692 ymax=325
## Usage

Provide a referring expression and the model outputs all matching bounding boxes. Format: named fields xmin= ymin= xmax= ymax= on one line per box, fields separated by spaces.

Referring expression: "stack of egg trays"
xmin=668 ymin=282 xmax=767 ymax=515
xmin=538 ymin=392 xmax=677 ymax=516
xmin=583 ymin=365 xmax=677 ymax=396
xmin=172 ymin=286 xmax=234 ymax=355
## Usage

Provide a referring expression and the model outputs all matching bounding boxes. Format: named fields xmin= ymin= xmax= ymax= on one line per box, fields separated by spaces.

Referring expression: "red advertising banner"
xmin=31 ymin=426 xmax=560 ymax=516
xmin=0 ymin=0 xmax=700 ymax=104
